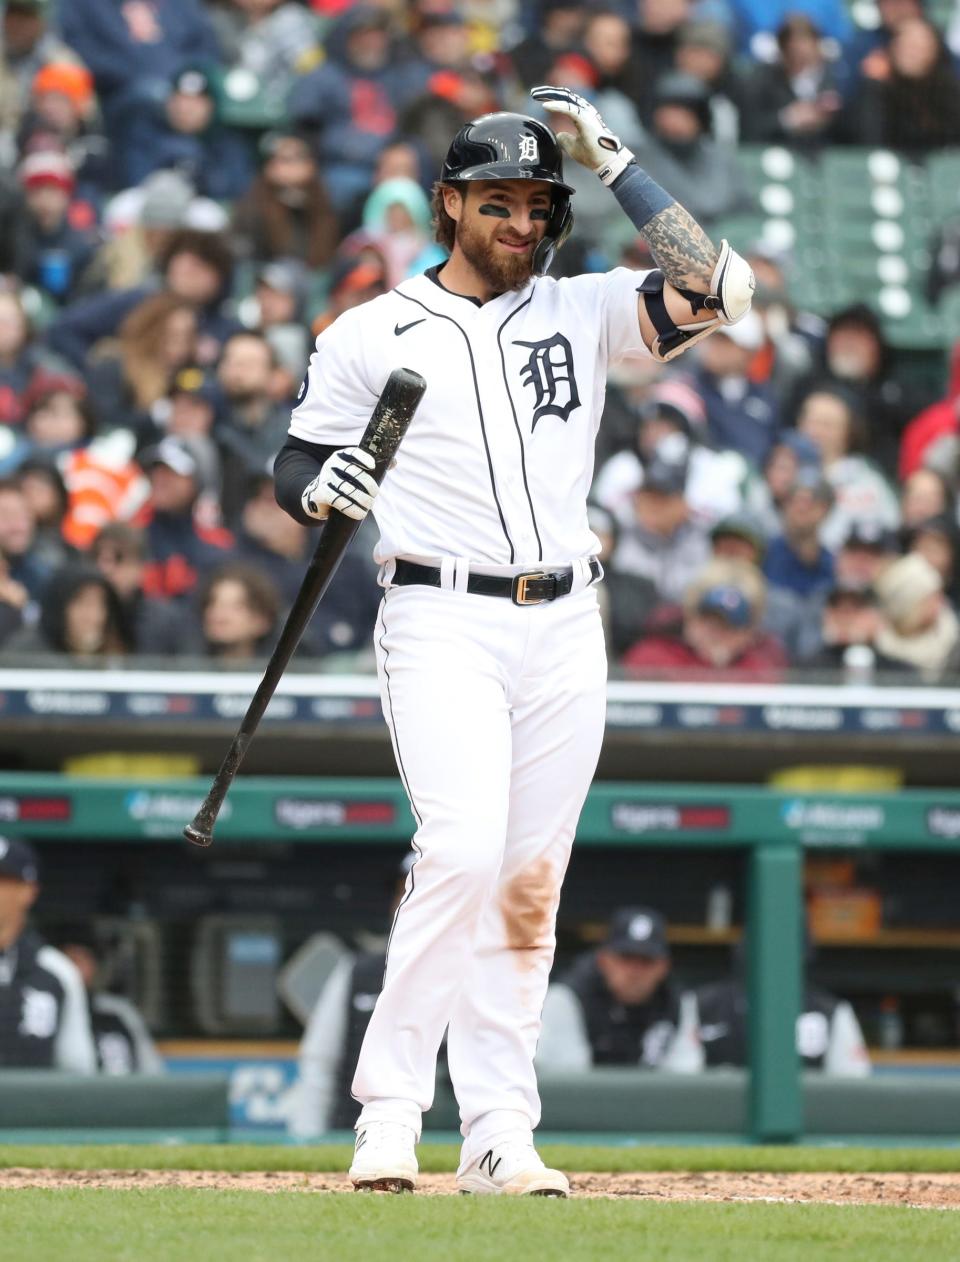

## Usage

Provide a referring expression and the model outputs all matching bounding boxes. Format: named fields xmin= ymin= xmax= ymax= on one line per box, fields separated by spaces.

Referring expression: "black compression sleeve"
xmin=273 ymin=435 xmax=337 ymax=526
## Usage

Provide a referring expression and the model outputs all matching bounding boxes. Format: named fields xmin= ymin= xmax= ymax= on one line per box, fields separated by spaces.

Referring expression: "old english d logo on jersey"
xmin=513 ymin=333 xmax=581 ymax=431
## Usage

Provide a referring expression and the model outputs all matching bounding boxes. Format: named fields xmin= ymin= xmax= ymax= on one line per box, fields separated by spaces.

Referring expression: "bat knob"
xmin=183 ymin=823 xmax=213 ymax=848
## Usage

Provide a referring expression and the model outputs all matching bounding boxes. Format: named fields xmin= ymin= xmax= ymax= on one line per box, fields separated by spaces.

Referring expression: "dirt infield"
xmin=0 ymin=1168 xmax=957 ymax=1209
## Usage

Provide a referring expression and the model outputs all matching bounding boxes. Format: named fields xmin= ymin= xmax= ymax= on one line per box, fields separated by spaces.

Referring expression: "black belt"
xmin=392 ymin=558 xmax=601 ymax=606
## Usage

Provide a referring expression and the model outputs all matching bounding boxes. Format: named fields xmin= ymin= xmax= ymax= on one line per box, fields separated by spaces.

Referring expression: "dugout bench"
xmin=4 ymin=774 xmax=960 ymax=1144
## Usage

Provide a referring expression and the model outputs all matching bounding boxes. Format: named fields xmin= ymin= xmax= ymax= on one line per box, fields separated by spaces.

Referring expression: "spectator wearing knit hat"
xmin=624 ymin=557 xmax=787 ymax=681
xmin=58 ymin=0 xmax=221 ymax=185
xmin=0 ymin=0 xmax=80 ymax=156
xmin=117 ymin=66 xmax=255 ymax=201
xmin=17 ymin=62 xmax=110 ymax=202
xmin=12 ymin=150 xmax=98 ymax=304
xmin=629 ymin=70 xmax=754 ymax=227
xmin=595 ymin=375 xmax=773 ymax=531
xmin=874 ymin=553 xmax=959 ymax=678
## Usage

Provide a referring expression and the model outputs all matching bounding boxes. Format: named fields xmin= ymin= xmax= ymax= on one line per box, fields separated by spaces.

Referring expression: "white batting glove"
xmin=301 ymin=446 xmax=378 ymax=522
xmin=530 ymin=85 xmax=634 ymax=186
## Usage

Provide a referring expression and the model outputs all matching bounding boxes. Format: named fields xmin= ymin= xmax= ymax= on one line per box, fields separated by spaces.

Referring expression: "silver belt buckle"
xmin=512 ymin=570 xmax=552 ymax=606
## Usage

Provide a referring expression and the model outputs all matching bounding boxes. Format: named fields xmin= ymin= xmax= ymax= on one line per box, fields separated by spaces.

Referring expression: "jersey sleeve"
xmin=565 ymin=268 xmax=654 ymax=367
xmin=288 ymin=307 xmax=381 ymax=447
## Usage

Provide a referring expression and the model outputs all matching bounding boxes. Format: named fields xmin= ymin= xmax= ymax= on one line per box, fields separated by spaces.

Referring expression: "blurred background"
xmin=0 ymin=0 xmax=958 ymax=1145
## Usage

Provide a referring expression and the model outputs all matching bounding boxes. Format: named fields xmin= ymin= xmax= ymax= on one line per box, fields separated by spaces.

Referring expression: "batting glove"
xmin=301 ymin=446 xmax=378 ymax=522
xmin=530 ymin=85 xmax=634 ymax=186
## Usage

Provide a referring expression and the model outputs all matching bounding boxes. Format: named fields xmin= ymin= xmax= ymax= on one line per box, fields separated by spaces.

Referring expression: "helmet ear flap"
xmin=532 ymin=194 xmax=574 ymax=277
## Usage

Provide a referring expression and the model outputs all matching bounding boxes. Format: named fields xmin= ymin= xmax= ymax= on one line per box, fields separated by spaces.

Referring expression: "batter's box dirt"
xmin=0 ymin=1169 xmax=958 ymax=1208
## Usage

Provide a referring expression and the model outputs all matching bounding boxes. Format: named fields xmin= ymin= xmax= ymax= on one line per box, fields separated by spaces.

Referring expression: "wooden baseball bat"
xmin=183 ymin=366 xmax=427 ymax=847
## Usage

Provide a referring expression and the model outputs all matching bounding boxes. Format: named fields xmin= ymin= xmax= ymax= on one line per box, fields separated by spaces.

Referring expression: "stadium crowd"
xmin=1 ymin=0 xmax=960 ymax=679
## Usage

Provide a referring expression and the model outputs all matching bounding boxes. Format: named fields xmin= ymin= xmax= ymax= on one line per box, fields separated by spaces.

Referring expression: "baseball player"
xmin=274 ymin=86 xmax=754 ymax=1195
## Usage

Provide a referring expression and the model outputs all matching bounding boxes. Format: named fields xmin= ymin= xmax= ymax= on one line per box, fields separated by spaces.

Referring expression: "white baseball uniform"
xmin=289 ymin=262 xmax=652 ymax=1157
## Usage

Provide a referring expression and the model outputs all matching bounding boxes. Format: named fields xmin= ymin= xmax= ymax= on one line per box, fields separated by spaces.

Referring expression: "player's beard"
xmin=455 ymin=214 xmax=536 ymax=293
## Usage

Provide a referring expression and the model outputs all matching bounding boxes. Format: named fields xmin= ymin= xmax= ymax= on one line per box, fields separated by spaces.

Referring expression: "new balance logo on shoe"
xmin=355 ymin=1131 xmax=368 ymax=1151
xmin=479 ymin=1151 xmax=502 ymax=1178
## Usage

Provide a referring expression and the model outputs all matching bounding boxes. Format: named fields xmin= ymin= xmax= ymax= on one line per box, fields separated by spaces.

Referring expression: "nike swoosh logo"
xmin=394 ymin=319 xmax=426 ymax=336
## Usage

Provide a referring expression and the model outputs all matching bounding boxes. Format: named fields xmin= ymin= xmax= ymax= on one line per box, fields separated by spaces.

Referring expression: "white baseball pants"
xmin=352 ymin=578 xmax=607 ymax=1155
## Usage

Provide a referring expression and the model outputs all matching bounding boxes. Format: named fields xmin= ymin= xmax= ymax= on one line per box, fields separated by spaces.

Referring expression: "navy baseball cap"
xmin=698 ymin=585 xmax=753 ymax=627
xmin=604 ymin=907 xmax=670 ymax=959
xmin=0 ymin=836 xmax=39 ymax=883
xmin=841 ymin=520 xmax=899 ymax=553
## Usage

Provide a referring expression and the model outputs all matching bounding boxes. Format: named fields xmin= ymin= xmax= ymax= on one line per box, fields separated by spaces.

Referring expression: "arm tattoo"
xmin=641 ymin=203 xmax=719 ymax=293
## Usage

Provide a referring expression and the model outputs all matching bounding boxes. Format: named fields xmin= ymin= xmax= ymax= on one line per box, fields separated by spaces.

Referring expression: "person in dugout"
xmin=0 ymin=835 xmax=96 ymax=1072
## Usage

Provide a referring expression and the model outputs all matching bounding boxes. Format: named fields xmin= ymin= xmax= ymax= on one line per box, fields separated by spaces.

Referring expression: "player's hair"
xmin=431 ymin=181 xmax=461 ymax=252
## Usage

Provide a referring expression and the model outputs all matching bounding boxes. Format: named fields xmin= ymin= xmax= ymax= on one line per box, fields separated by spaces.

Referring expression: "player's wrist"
xmin=609 ymin=162 xmax=675 ymax=229
xmin=596 ymin=148 xmax=635 ymax=187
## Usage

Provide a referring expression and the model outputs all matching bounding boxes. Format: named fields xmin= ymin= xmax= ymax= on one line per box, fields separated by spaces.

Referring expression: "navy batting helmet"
xmin=440 ymin=112 xmax=574 ymax=276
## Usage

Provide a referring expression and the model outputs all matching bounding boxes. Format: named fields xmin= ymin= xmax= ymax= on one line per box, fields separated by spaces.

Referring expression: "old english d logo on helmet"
xmin=441 ymin=112 xmax=575 ymax=276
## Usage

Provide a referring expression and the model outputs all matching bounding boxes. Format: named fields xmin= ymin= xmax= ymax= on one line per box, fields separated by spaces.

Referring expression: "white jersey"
xmin=290 ymin=266 xmax=653 ymax=568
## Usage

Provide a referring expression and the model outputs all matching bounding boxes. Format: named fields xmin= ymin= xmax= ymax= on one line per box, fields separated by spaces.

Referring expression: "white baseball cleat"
xmin=349 ymin=1120 xmax=419 ymax=1193
xmin=456 ymin=1138 xmax=569 ymax=1197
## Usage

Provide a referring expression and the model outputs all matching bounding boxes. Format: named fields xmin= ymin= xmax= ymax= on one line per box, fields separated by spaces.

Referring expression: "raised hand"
xmin=530 ymin=85 xmax=634 ymax=185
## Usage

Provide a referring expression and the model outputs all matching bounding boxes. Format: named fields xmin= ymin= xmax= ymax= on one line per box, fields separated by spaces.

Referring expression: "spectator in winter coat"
xmin=12 ymin=151 xmax=98 ymax=304
xmin=902 ymin=515 xmax=960 ymax=606
xmin=16 ymin=62 xmax=110 ymax=205
xmin=8 ymin=565 xmax=131 ymax=658
xmin=789 ymin=305 xmax=929 ymax=480
xmin=624 ymin=557 xmax=787 ymax=680
xmin=132 ymin=435 xmax=233 ymax=601
xmin=739 ymin=14 xmax=844 ymax=148
xmin=46 ymin=228 xmax=238 ymax=370
xmin=287 ymin=5 xmax=423 ymax=210
xmin=0 ymin=0 xmax=81 ymax=154
xmin=117 ymin=66 xmax=254 ymax=200
xmin=593 ymin=376 xmax=771 ymax=533
xmin=16 ymin=376 xmax=148 ymax=550
xmin=59 ymin=0 xmax=220 ymax=180
xmin=607 ymin=442 xmax=712 ymax=606
xmin=691 ymin=311 xmax=781 ymax=466
xmin=538 ymin=907 xmax=699 ymax=1072
xmin=899 ymin=342 xmax=960 ymax=481
xmin=91 ymin=522 xmax=190 ymax=656
xmin=873 ymin=553 xmax=960 ymax=678
xmin=0 ymin=476 xmax=54 ymax=601
xmin=795 ymin=387 xmax=900 ymax=551
xmin=630 ymin=72 xmax=753 ymax=228
xmin=763 ymin=468 xmax=836 ymax=599
xmin=801 ymin=580 xmax=917 ymax=675
xmin=207 ymin=0 xmax=321 ymax=99
xmin=214 ymin=331 xmax=291 ymax=526
xmin=850 ymin=17 xmax=960 ymax=151
xmin=0 ymin=287 xmax=77 ymax=427
xmin=83 ymin=292 xmax=198 ymax=440
xmin=232 ymin=129 xmax=339 ymax=269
